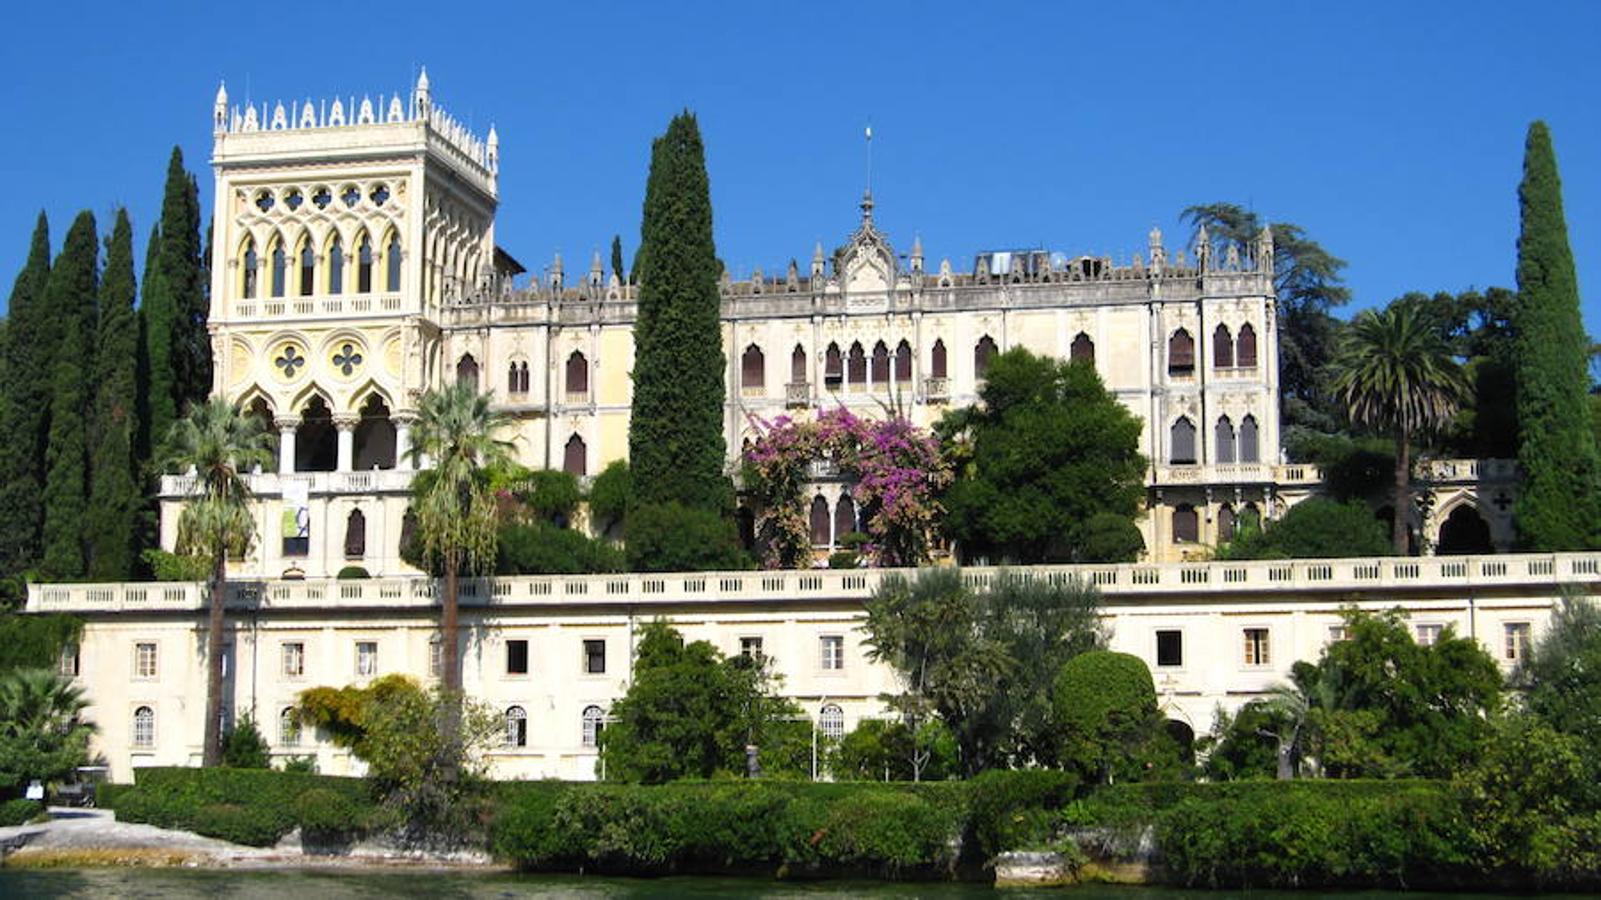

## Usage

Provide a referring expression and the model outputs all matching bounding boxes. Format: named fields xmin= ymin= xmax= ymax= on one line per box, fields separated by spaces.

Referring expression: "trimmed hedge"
xmin=111 ymin=767 xmax=378 ymax=847
xmin=0 ymin=798 xmax=43 ymax=826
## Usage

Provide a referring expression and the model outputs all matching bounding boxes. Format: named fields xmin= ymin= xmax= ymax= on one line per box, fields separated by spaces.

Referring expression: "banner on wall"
xmin=282 ymin=479 xmax=310 ymax=556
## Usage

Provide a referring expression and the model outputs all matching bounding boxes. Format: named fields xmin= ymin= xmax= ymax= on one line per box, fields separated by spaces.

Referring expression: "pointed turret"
xmin=214 ymin=82 xmax=229 ymax=134
xmin=811 ymin=241 xmax=826 ymax=278
xmin=414 ymin=67 xmax=432 ymax=118
xmin=487 ymin=124 xmax=499 ymax=173
xmin=910 ymin=234 xmax=924 ymax=273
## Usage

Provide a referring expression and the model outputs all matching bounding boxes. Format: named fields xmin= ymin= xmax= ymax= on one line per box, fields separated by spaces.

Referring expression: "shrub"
xmin=625 ymin=502 xmax=749 ymax=572
xmin=0 ymin=797 xmax=42 ymax=826
xmin=279 ymin=756 xmax=317 ymax=774
xmin=966 ymin=769 xmax=1081 ymax=857
xmin=498 ymin=521 xmax=625 ymax=575
xmin=295 ymin=787 xmax=368 ymax=839
xmin=588 ymin=460 xmax=633 ymax=535
xmin=335 ymin=565 xmax=370 ymax=579
xmin=111 ymin=767 xmax=377 ymax=847
xmin=1079 ymin=513 xmax=1145 ymax=563
xmin=140 ymin=548 xmax=210 ymax=582
xmin=1219 ymin=498 xmax=1391 ymax=560
xmin=221 ymin=714 xmax=271 ymax=769
xmin=1053 ymin=651 xmax=1172 ymax=784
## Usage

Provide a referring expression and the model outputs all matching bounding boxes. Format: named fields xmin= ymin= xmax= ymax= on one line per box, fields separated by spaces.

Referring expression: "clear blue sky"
xmin=1 ymin=1 xmax=1597 ymax=334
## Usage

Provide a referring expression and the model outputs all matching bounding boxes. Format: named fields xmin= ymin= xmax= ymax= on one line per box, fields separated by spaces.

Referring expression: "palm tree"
xmin=165 ymin=400 xmax=275 ymax=766
xmin=1330 ymin=304 xmax=1469 ymax=554
xmin=0 ymin=668 xmax=96 ymax=787
xmin=406 ymin=383 xmax=514 ymax=739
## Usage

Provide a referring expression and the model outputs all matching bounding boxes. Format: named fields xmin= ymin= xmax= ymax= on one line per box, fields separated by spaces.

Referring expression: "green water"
xmin=0 ymin=870 xmax=1571 ymax=899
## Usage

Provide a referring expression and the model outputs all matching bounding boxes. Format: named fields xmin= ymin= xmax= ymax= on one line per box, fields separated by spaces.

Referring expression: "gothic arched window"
xmin=565 ymin=351 xmax=588 ymax=396
xmin=1168 ymin=329 xmax=1194 ymax=375
xmin=563 ymin=434 xmax=587 ymax=477
xmin=791 ymin=345 xmax=807 ymax=384
xmin=834 ymin=494 xmax=857 ymax=539
xmin=1213 ymin=324 xmax=1234 ymax=368
xmin=847 ymin=342 xmax=867 ymax=385
xmin=242 ymin=239 xmax=258 ymax=299
xmin=508 ymin=362 xmax=521 ymax=394
xmin=270 ymin=238 xmax=287 ymax=298
xmin=505 ymin=706 xmax=527 ymax=747
xmin=1215 ymin=416 xmax=1236 ymax=464
xmin=810 ymin=495 xmax=830 ymax=546
xmin=742 ymin=345 xmax=765 ymax=389
xmin=975 ymin=335 xmax=998 ymax=380
xmin=825 ymin=342 xmax=843 ymax=384
xmin=895 ymin=340 xmax=913 ymax=382
xmin=327 ymin=235 xmax=344 ymax=295
xmin=518 ymin=362 xmax=530 ymax=393
xmin=298 ymin=238 xmax=316 ymax=297
xmin=386 ymin=234 xmax=402 ymax=292
xmin=1170 ymin=417 xmax=1197 ymax=465
xmin=357 ymin=234 xmax=373 ymax=293
xmin=456 ymin=353 xmax=479 ymax=387
xmin=1070 ymin=332 xmax=1095 ymax=364
xmin=1173 ymin=504 xmax=1199 ymax=543
xmin=871 ymin=341 xmax=890 ymax=384
xmin=1239 ymin=415 xmax=1260 ymax=463
xmin=931 ymin=339 xmax=948 ymax=379
xmin=344 ymin=509 xmax=366 ymax=558
xmin=1217 ymin=504 xmax=1237 ymax=543
xmin=1237 ymin=324 xmax=1258 ymax=368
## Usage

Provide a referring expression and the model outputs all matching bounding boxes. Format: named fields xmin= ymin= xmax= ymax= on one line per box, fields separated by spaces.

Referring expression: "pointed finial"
xmin=417 ymin=67 xmax=430 ymax=93
xmin=1148 ymin=226 xmax=1163 ymax=249
xmin=487 ymin=124 xmax=498 ymax=147
xmin=215 ymin=81 xmax=228 ymax=105
xmin=214 ymin=82 xmax=229 ymax=134
xmin=590 ymin=250 xmax=603 ymax=272
xmin=860 ymin=189 xmax=875 ymax=226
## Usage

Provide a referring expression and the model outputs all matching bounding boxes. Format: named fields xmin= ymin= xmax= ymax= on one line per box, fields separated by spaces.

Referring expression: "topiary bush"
xmin=111 ymin=767 xmax=377 ymax=847
xmin=336 ymin=565 xmax=370 ymax=579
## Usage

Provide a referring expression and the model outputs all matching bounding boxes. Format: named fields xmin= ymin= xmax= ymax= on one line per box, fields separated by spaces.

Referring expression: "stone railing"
xmin=28 ymin=553 xmax=1601 ymax=615
xmin=786 ymin=383 xmax=811 ymax=408
xmin=1153 ymin=463 xmax=1324 ymax=486
xmin=158 ymin=469 xmax=417 ymax=498
xmin=923 ymin=376 xmax=950 ymax=403
xmin=231 ymin=293 xmax=405 ymax=320
xmin=1418 ymin=458 xmax=1518 ymax=483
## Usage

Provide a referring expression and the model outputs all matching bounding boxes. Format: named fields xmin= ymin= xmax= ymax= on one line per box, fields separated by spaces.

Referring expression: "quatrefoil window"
xmin=332 ymin=343 xmax=363 ymax=376
xmin=370 ymin=184 xmax=390 ymax=206
xmin=284 ymin=189 xmax=303 ymax=211
xmin=255 ymin=191 xmax=275 ymax=212
xmin=341 ymin=185 xmax=361 ymax=208
xmin=274 ymin=346 xmax=305 ymax=378
xmin=312 ymin=187 xmax=332 ymax=209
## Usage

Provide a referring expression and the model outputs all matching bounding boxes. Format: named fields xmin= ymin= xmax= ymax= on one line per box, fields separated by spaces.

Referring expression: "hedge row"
xmin=111 ymin=767 xmax=379 ymax=847
xmin=0 ymin=798 xmax=43 ymax=827
xmin=1065 ymin=780 xmax=1474 ymax=889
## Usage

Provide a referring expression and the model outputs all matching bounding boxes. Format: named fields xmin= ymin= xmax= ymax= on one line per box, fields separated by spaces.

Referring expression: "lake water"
xmin=0 ymin=870 xmax=1573 ymax=899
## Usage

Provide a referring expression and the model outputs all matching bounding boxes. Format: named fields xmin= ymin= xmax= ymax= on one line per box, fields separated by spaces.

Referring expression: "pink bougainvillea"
xmin=742 ymin=408 xmax=951 ymax=569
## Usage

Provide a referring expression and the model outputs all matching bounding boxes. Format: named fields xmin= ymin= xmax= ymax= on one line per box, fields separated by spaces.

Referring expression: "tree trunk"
xmin=1275 ymin=736 xmax=1295 ymax=780
xmin=439 ymin=559 xmax=462 ymax=773
xmin=201 ymin=552 xmax=227 ymax=767
xmin=1393 ymin=431 xmax=1411 ymax=555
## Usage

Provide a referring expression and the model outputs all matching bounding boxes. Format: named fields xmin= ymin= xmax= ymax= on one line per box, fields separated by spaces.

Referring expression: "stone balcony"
xmin=1153 ymin=462 xmax=1324 ymax=486
xmin=27 ymin=552 xmax=1601 ymax=616
xmin=158 ymin=469 xmax=417 ymax=499
xmin=228 ymin=292 xmax=408 ymax=321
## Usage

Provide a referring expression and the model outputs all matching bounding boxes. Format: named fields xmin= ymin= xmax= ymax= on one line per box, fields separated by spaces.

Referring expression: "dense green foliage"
xmin=0 ymin=667 xmax=94 ymax=797
xmin=86 ymin=209 xmax=141 ymax=580
xmin=1519 ymin=594 xmax=1601 ymax=747
xmin=861 ymin=569 xmax=1105 ymax=775
xmin=628 ymin=112 xmax=730 ymax=516
xmin=599 ymin=620 xmax=801 ymax=782
xmin=39 ymin=212 xmax=99 ymax=581
xmin=1512 ymin=121 xmax=1601 ymax=550
xmin=1052 ymin=651 xmax=1180 ymax=784
xmin=610 ymin=234 xmax=625 ymax=283
xmin=587 ymin=459 xmax=632 ymax=537
xmin=624 ymin=501 xmax=749 ymax=572
xmin=111 ymin=767 xmax=377 ymax=847
xmin=220 ymin=713 xmax=271 ymax=769
xmin=140 ymin=147 xmax=209 ymax=461
xmin=497 ymin=520 xmax=624 ymax=574
xmin=1218 ymin=498 xmax=1390 ymax=559
xmin=0 ymin=797 xmax=42 ymax=826
xmin=1393 ymin=288 xmax=1519 ymax=458
xmin=139 ymin=548 xmax=209 ymax=581
xmin=939 ymin=349 xmax=1145 ymax=563
xmin=0 ymin=214 xmax=52 ymax=584
xmin=1184 ymin=203 xmax=1350 ymax=437
xmin=1330 ymin=301 xmax=1469 ymax=553
xmin=830 ymin=719 xmax=958 ymax=782
xmin=0 ymin=614 xmax=81 ymax=672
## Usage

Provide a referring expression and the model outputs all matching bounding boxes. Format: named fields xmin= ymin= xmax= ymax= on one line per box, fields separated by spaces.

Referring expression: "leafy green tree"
xmin=1197 ymin=700 xmax=1282 ymax=781
xmin=1519 ymin=593 xmax=1601 ymax=747
xmin=1330 ymin=302 xmax=1469 ymax=554
xmin=497 ymin=521 xmax=624 ymax=574
xmin=1053 ymin=650 xmax=1179 ymax=784
xmin=141 ymin=147 xmax=209 ymax=459
xmin=166 ymin=399 xmax=275 ymax=766
xmin=939 ymin=348 xmax=1145 ymax=563
xmin=861 ymin=569 xmax=1105 ymax=776
xmin=610 ymin=234 xmax=625 ymax=283
xmin=1218 ymin=498 xmax=1390 ymax=560
xmin=0 ymin=668 xmax=94 ymax=795
xmin=598 ymin=619 xmax=802 ymax=782
xmin=87 ymin=209 xmax=141 ymax=580
xmin=1394 ymin=288 xmax=1519 ymax=458
xmin=624 ymin=501 xmax=748 ymax=572
xmin=1512 ymin=121 xmax=1601 ymax=550
xmin=1184 ymin=203 xmax=1350 ymax=435
xmin=628 ymin=112 xmax=732 ymax=518
xmin=39 ymin=212 xmax=100 ymax=581
xmin=830 ymin=719 xmax=958 ymax=782
xmin=221 ymin=713 xmax=271 ymax=768
xmin=406 ymin=384 xmax=514 ymax=714
xmin=588 ymin=459 xmax=632 ymax=538
xmin=0 ymin=615 xmax=81 ymax=673
xmin=0 ymin=213 xmax=52 ymax=581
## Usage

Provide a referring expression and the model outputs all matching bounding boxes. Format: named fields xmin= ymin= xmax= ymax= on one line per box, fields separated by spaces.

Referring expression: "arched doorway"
xmin=295 ymin=396 xmax=337 ymax=472
xmin=353 ymin=394 xmax=396 ymax=470
xmin=1436 ymin=504 xmax=1493 ymax=555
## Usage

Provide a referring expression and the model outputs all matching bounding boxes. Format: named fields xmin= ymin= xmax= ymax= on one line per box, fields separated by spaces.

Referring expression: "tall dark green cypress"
xmin=610 ymin=234 xmax=625 ymax=284
xmin=142 ymin=147 xmax=208 ymax=459
xmin=87 ymin=209 xmax=140 ymax=581
xmin=0 ymin=213 xmax=52 ymax=578
xmin=40 ymin=211 xmax=99 ymax=580
xmin=1512 ymin=120 xmax=1601 ymax=550
xmin=628 ymin=112 xmax=729 ymax=511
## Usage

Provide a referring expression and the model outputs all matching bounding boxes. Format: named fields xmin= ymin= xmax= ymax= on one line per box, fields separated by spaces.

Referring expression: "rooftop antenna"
xmin=864 ymin=124 xmax=873 ymax=196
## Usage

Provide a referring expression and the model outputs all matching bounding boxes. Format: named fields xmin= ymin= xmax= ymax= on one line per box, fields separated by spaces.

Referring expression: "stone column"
xmin=275 ymin=417 xmax=299 ymax=475
xmin=334 ymin=415 xmax=359 ymax=472
xmin=394 ymin=415 xmax=415 ymax=471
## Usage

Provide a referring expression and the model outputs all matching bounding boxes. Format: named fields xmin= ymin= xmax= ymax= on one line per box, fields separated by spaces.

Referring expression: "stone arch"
xmin=295 ymin=229 xmax=316 ymax=297
xmin=354 ymin=228 xmax=375 ymax=294
xmin=1172 ymin=504 xmax=1199 ymax=543
xmin=565 ymin=350 xmax=589 ymax=396
xmin=1070 ymin=332 xmax=1095 ymax=364
xmin=1436 ymin=501 xmax=1493 ymax=555
xmin=382 ymin=224 xmax=403 ymax=293
xmin=974 ymin=334 xmax=999 ymax=380
xmin=791 ymin=344 xmax=807 ymax=384
xmin=824 ymin=342 xmax=843 ymax=384
xmin=344 ymin=508 xmax=367 ymax=558
xmin=1237 ymin=324 xmax=1258 ymax=368
xmin=847 ymin=341 xmax=867 ymax=385
xmin=296 ymin=393 xmax=337 ymax=472
xmin=563 ymin=433 xmax=587 ymax=477
xmin=894 ymin=339 xmax=913 ymax=382
xmin=239 ymin=234 xmax=259 ymax=299
xmin=741 ymin=344 xmax=765 ymax=390
xmin=353 ymin=391 xmax=396 ymax=470
xmin=1215 ymin=416 xmax=1236 ymax=464
xmin=931 ymin=339 xmax=948 ymax=379
xmin=834 ymin=494 xmax=857 ymax=540
xmin=871 ymin=340 xmax=890 ymax=384
xmin=268 ymin=231 xmax=289 ymax=298
xmin=324 ymin=230 xmax=345 ymax=295
xmin=809 ymin=495 xmax=830 ymax=546
xmin=456 ymin=352 xmax=480 ymax=387
xmin=1217 ymin=503 xmax=1237 ymax=542
xmin=1170 ymin=417 xmax=1197 ymax=465
xmin=1168 ymin=328 xmax=1195 ymax=375
xmin=1239 ymin=415 xmax=1260 ymax=463
xmin=1213 ymin=324 xmax=1234 ymax=368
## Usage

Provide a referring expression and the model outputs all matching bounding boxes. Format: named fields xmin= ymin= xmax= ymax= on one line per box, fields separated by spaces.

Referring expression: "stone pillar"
xmin=275 ymin=417 xmax=299 ymax=474
xmin=334 ymin=415 xmax=358 ymax=472
xmin=394 ymin=415 xmax=415 ymax=471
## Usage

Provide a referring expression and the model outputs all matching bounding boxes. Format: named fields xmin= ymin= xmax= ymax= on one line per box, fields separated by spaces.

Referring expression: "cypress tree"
xmin=87 ymin=209 xmax=140 ymax=580
xmin=1512 ymin=121 xmax=1601 ymax=550
xmin=142 ymin=147 xmax=207 ymax=459
xmin=628 ymin=112 xmax=729 ymax=511
xmin=610 ymin=234 xmax=625 ymax=284
xmin=0 ymin=213 xmax=52 ymax=577
xmin=40 ymin=211 xmax=100 ymax=580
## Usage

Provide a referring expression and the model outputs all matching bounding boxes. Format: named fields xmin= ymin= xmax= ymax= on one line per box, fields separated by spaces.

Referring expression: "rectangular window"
xmin=57 ymin=642 xmax=80 ymax=678
xmin=281 ymin=642 xmax=305 ymax=678
xmin=1504 ymin=622 xmax=1532 ymax=662
xmin=356 ymin=641 xmax=378 ymax=677
xmin=1415 ymin=623 xmax=1443 ymax=647
xmin=1242 ymin=628 xmax=1270 ymax=667
xmin=506 ymin=639 xmax=529 ymax=675
xmin=134 ymin=642 xmax=158 ymax=679
xmin=740 ymin=636 xmax=765 ymax=662
xmin=583 ymin=639 xmax=606 ymax=675
xmin=1155 ymin=630 xmax=1183 ymax=668
xmin=820 ymin=635 xmax=845 ymax=671
xmin=429 ymin=639 xmax=443 ymax=678
xmin=1327 ymin=624 xmax=1349 ymax=644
